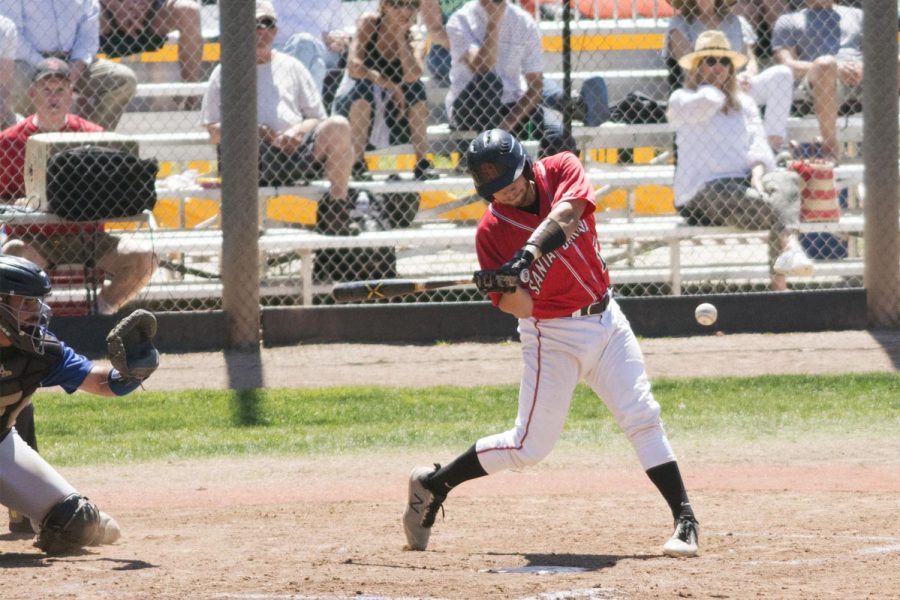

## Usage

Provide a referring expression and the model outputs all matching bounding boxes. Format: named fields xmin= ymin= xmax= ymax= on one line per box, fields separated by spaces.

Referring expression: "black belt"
xmin=568 ymin=292 xmax=610 ymax=318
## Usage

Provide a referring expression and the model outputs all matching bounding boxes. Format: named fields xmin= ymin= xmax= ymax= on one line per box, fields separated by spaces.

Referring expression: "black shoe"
xmin=414 ymin=159 xmax=439 ymax=181
xmin=9 ymin=517 xmax=35 ymax=535
xmin=315 ymin=193 xmax=361 ymax=236
xmin=352 ymin=160 xmax=373 ymax=182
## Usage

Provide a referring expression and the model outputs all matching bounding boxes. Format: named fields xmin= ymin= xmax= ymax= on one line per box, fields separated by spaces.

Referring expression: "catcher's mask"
xmin=466 ymin=129 xmax=532 ymax=201
xmin=0 ymin=255 xmax=52 ymax=354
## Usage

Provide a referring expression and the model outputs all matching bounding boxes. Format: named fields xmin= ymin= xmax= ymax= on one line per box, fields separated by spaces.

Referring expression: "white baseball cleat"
xmin=91 ymin=511 xmax=121 ymax=546
xmin=663 ymin=517 xmax=699 ymax=558
xmin=403 ymin=465 xmax=445 ymax=551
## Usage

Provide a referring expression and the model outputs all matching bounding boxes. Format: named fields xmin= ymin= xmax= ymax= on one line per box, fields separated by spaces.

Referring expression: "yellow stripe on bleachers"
xmin=107 ymin=32 xmax=900 ymax=64
xmin=542 ymin=34 xmax=665 ymax=52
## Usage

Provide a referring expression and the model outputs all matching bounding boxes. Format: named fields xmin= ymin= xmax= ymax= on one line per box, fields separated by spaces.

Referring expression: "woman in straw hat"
xmin=667 ymin=30 xmax=813 ymax=291
xmin=665 ymin=0 xmax=793 ymax=152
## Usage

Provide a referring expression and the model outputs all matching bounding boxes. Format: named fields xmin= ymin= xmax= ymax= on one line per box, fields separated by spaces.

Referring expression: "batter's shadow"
xmin=488 ymin=551 xmax=658 ymax=571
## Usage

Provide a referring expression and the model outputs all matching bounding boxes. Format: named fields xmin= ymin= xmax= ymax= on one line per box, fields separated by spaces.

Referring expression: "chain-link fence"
xmin=0 ymin=0 xmax=896 ymax=329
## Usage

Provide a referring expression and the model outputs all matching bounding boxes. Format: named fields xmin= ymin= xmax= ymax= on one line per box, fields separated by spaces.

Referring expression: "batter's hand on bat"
xmin=500 ymin=248 xmax=535 ymax=278
xmin=473 ymin=270 xmax=517 ymax=293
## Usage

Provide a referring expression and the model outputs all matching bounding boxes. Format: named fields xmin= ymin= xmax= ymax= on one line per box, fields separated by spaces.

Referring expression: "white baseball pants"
xmin=475 ymin=298 xmax=677 ymax=473
xmin=0 ymin=429 xmax=76 ymax=530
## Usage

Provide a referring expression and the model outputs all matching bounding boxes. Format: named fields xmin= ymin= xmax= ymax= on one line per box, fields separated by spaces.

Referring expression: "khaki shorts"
xmin=795 ymin=76 xmax=862 ymax=107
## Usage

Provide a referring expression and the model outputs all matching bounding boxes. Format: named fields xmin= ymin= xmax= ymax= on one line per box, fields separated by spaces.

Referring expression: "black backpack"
xmin=610 ymin=92 xmax=669 ymax=125
xmin=46 ymin=145 xmax=159 ymax=222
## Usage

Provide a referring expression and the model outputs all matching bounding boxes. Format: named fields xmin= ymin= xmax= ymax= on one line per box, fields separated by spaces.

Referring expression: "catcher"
xmin=0 ymin=255 xmax=159 ymax=554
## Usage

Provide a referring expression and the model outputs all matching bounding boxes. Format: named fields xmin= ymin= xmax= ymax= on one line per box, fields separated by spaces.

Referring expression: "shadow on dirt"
xmin=871 ymin=329 xmax=900 ymax=371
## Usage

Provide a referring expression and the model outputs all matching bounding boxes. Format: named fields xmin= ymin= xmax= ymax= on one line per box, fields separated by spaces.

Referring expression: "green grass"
xmin=32 ymin=373 xmax=899 ymax=467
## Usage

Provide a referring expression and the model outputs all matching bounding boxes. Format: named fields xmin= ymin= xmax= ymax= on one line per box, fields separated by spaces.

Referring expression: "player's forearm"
xmin=498 ymin=286 xmax=533 ymax=318
xmin=522 ymin=201 xmax=584 ymax=260
xmin=79 ymin=366 xmax=118 ymax=397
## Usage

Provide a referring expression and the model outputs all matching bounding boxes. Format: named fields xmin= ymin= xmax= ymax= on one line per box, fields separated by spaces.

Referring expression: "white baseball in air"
xmin=694 ymin=303 xmax=718 ymax=326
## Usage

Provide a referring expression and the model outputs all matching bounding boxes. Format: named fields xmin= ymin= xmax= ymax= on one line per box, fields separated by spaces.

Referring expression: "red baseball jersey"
xmin=475 ymin=152 xmax=610 ymax=319
xmin=0 ymin=114 xmax=105 ymax=236
xmin=0 ymin=114 xmax=104 ymax=201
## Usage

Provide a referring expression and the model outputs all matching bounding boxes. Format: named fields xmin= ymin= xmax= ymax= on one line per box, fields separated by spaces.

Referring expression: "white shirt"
xmin=667 ymin=85 xmax=775 ymax=207
xmin=0 ymin=14 xmax=16 ymax=60
xmin=445 ymin=0 xmax=542 ymax=119
xmin=201 ymin=51 xmax=326 ymax=132
xmin=0 ymin=0 xmax=99 ymax=65
xmin=272 ymin=0 xmax=346 ymax=47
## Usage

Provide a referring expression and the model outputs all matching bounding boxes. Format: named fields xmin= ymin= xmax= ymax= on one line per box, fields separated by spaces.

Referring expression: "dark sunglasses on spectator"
xmin=256 ymin=17 xmax=276 ymax=29
xmin=388 ymin=0 xmax=420 ymax=8
xmin=702 ymin=56 xmax=731 ymax=67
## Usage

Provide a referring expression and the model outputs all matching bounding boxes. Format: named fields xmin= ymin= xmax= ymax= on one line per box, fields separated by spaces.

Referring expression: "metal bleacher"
xmin=93 ymin=2 xmax=880 ymax=307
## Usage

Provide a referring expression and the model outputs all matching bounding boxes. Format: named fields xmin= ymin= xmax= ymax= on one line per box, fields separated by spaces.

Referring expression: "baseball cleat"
xmin=663 ymin=517 xmax=699 ymax=558
xmin=403 ymin=465 xmax=445 ymax=551
xmin=8 ymin=509 xmax=35 ymax=536
xmin=91 ymin=512 xmax=121 ymax=546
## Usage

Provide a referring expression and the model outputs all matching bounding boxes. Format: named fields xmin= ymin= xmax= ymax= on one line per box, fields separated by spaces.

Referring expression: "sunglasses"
xmin=387 ymin=0 xmax=420 ymax=8
xmin=702 ymin=56 xmax=732 ymax=67
xmin=256 ymin=17 xmax=276 ymax=30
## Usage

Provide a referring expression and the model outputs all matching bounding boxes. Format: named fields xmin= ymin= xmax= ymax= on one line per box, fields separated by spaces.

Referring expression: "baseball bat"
xmin=332 ymin=277 xmax=472 ymax=302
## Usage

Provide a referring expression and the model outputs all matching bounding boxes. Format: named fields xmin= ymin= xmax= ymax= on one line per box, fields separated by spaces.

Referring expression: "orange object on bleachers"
xmin=577 ymin=0 xmax=673 ymax=19
xmin=520 ymin=0 xmax=673 ymax=19
xmin=791 ymin=160 xmax=841 ymax=223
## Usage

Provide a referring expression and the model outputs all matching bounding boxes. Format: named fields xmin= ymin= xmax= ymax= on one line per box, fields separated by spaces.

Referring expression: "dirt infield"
xmin=3 ymin=330 xmax=899 ymax=599
xmin=145 ymin=329 xmax=900 ymax=391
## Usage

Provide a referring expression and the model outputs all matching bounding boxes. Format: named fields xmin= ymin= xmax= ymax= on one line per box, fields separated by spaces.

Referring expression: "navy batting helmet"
xmin=0 ymin=255 xmax=52 ymax=354
xmin=466 ymin=129 xmax=531 ymax=201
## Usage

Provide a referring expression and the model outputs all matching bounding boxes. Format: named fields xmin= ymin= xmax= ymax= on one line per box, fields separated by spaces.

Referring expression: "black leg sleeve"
xmin=645 ymin=460 xmax=695 ymax=522
xmin=427 ymin=444 xmax=488 ymax=495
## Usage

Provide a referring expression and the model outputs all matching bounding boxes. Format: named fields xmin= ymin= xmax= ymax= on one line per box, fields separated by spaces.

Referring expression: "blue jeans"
xmin=426 ymin=43 xmax=451 ymax=87
xmin=278 ymin=33 xmax=342 ymax=95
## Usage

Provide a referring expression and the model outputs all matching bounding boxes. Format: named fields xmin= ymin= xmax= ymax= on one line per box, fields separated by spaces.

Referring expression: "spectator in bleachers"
xmin=427 ymin=0 xmax=602 ymax=126
xmin=667 ymin=31 xmax=813 ymax=291
xmin=446 ymin=0 xmax=574 ymax=169
xmin=0 ymin=58 xmax=156 ymax=314
xmin=201 ymin=0 xmax=359 ymax=237
xmin=0 ymin=0 xmax=137 ymax=131
xmin=421 ymin=0 xmax=465 ymax=88
xmin=772 ymin=0 xmax=872 ymax=162
xmin=666 ymin=0 xmax=794 ymax=152
xmin=732 ymin=1 xmax=804 ymax=58
xmin=99 ymin=0 xmax=204 ymax=85
xmin=0 ymin=13 xmax=20 ymax=129
xmin=271 ymin=0 xmax=350 ymax=105
xmin=333 ymin=0 xmax=438 ymax=182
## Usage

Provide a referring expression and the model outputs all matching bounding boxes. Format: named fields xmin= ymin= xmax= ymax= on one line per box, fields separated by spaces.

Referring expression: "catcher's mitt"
xmin=106 ymin=309 xmax=160 ymax=381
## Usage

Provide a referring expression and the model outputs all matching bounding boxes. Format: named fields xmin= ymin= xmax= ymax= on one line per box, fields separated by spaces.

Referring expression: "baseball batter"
xmin=403 ymin=129 xmax=699 ymax=557
xmin=0 ymin=255 xmax=157 ymax=554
